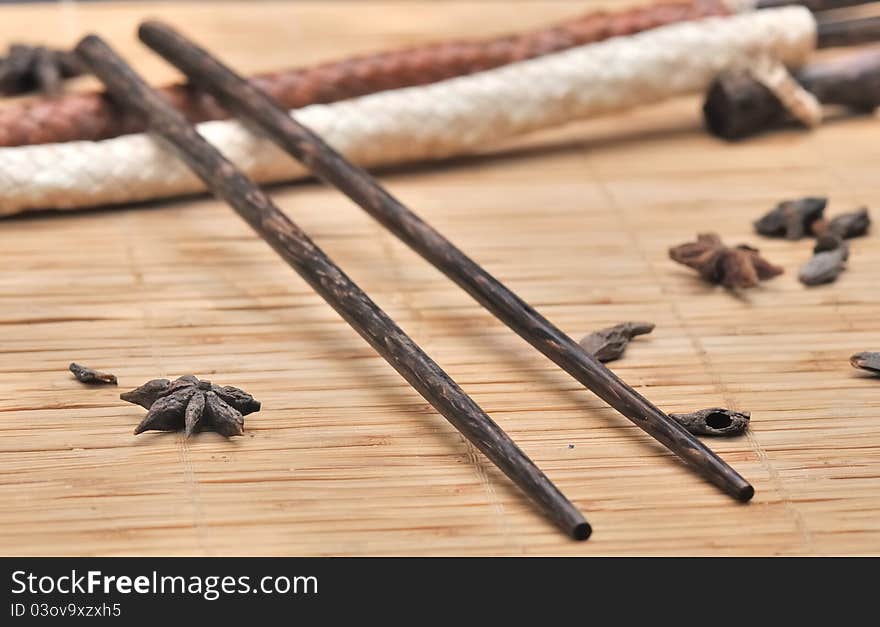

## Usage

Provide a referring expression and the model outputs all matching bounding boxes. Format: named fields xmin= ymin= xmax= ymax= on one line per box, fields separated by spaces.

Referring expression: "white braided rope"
xmin=0 ymin=7 xmax=816 ymax=216
xmin=748 ymin=56 xmax=824 ymax=127
xmin=724 ymin=0 xmax=760 ymax=12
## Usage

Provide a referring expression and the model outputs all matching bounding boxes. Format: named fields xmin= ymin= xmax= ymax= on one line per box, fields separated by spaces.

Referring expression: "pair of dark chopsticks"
xmin=75 ymin=22 xmax=753 ymax=541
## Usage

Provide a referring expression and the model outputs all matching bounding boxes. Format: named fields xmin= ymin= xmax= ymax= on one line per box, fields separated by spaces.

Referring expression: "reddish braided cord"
xmin=0 ymin=0 xmax=729 ymax=147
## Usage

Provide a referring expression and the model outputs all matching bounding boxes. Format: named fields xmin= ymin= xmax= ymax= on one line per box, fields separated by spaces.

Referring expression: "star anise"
xmin=669 ymin=233 xmax=784 ymax=289
xmin=121 ymin=375 xmax=261 ymax=437
xmin=0 ymin=44 xmax=85 ymax=96
xmin=753 ymin=197 xmax=827 ymax=240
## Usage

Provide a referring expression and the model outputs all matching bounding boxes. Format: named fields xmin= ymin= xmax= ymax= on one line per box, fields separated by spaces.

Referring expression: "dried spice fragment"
xmin=799 ymin=240 xmax=848 ymax=286
xmin=121 ymin=374 xmax=260 ymax=437
xmin=0 ymin=44 xmax=85 ymax=96
xmin=812 ymin=207 xmax=871 ymax=240
xmin=579 ymin=322 xmax=655 ymax=363
xmin=0 ymin=45 xmax=37 ymax=94
xmin=669 ymin=233 xmax=783 ymax=289
xmin=850 ymin=352 xmax=880 ymax=375
xmin=69 ymin=362 xmax=117 ymax=385
xmin=33 ymin=47 xmax=63 ymax=95
xmin=702 ymin=68 xmax=785 ymax=141
xmin=669 ymin=408 xmax=750 ymax=437
xmin=813 ymin=233 xmax=844 ymax=253
xmin=754 ymin=197 xmax=827 ymax=240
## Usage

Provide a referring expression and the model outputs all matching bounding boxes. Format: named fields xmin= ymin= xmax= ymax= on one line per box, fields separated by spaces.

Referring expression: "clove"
xmin=579 ymin=322 xmax=655 ymax=363
xmin=669 ymin=408 xmax=750 ymax=437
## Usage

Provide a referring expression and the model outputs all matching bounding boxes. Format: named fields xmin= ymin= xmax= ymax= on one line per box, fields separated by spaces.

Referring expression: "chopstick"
xmin=73 ymin=34 xmax=591 ymax=541
xmin=136 ymin=20 xmax=755 ymax=502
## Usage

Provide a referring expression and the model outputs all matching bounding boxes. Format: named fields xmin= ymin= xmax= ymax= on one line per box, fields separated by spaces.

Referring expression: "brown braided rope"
xmin=0 ymin=0 xmax=730 ymax=147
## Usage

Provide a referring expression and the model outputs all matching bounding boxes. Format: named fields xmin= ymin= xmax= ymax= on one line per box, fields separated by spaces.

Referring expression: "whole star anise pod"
xmin=669 ymin=233 xmax=784 ymax=289
xmin=121 ymin=375 xmax=261 ymax=437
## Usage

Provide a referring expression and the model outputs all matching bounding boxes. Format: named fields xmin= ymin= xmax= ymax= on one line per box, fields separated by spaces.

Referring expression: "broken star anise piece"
xmin=121 ymin=375 xmax=261 ymax=438
xmin=69 ymin=362 xmax=117 ymax=385
xmin=669 ymin=233 xmax=784 ymax=289
xmin=754 ymin=197 xmax=827 ymax=240
xmin=579 ymin=322 xmax=655 ymax=363
xmin=811 ymin=207 xmax=871 ymax=241
xmin=799 ymin=239 xmax=849 ymax=286
xmin=850 ymin=352 xmax=880 ymax=375
xmin=669 ymin=408 xmax=750 ymax=437
xmin=0 ymin=43 xmax=86 ymax=96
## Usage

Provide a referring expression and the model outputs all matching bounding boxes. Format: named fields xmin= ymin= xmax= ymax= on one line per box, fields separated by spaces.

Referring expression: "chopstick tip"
xmin=572 ymin=522 xmax=592 ymax=541
xmin=736 ymin=484 xmax=755 ymax=502
xmin=138 ymin=19 xmax=165 ymax=38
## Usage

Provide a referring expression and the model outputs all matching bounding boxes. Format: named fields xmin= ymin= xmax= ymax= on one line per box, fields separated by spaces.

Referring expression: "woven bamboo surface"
xmin=1 ymin=1 xmax=878 ymax=556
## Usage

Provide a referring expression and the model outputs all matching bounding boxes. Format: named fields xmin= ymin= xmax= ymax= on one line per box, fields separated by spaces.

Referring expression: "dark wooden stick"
xmin=757 ymin=0 xmax=877 ymax=11
xmin=74 ymin=34 xmax=590 ymax=541
xmin=138 ymin=21 xmax=755 ymax=502
xmin=704 ymin=48 xmax=880 ymax=140
xmin=799 ymin=49 xmax=880 ymax=107
xmin=817 ymin=15 xmax=880 ymax=48
xmin=33 ymin=47 xmax=62 ymax=96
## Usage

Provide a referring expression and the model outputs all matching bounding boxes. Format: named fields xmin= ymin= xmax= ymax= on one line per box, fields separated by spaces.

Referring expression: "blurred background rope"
xmin=0 ymin=6 xmax=815 ymax=216
xmin=0 ymin=0 xmax=739 ymax=147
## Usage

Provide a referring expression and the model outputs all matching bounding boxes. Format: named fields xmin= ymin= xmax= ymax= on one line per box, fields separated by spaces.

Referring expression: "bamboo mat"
xmin=1 ymin=1 xmax=879 ymax=556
